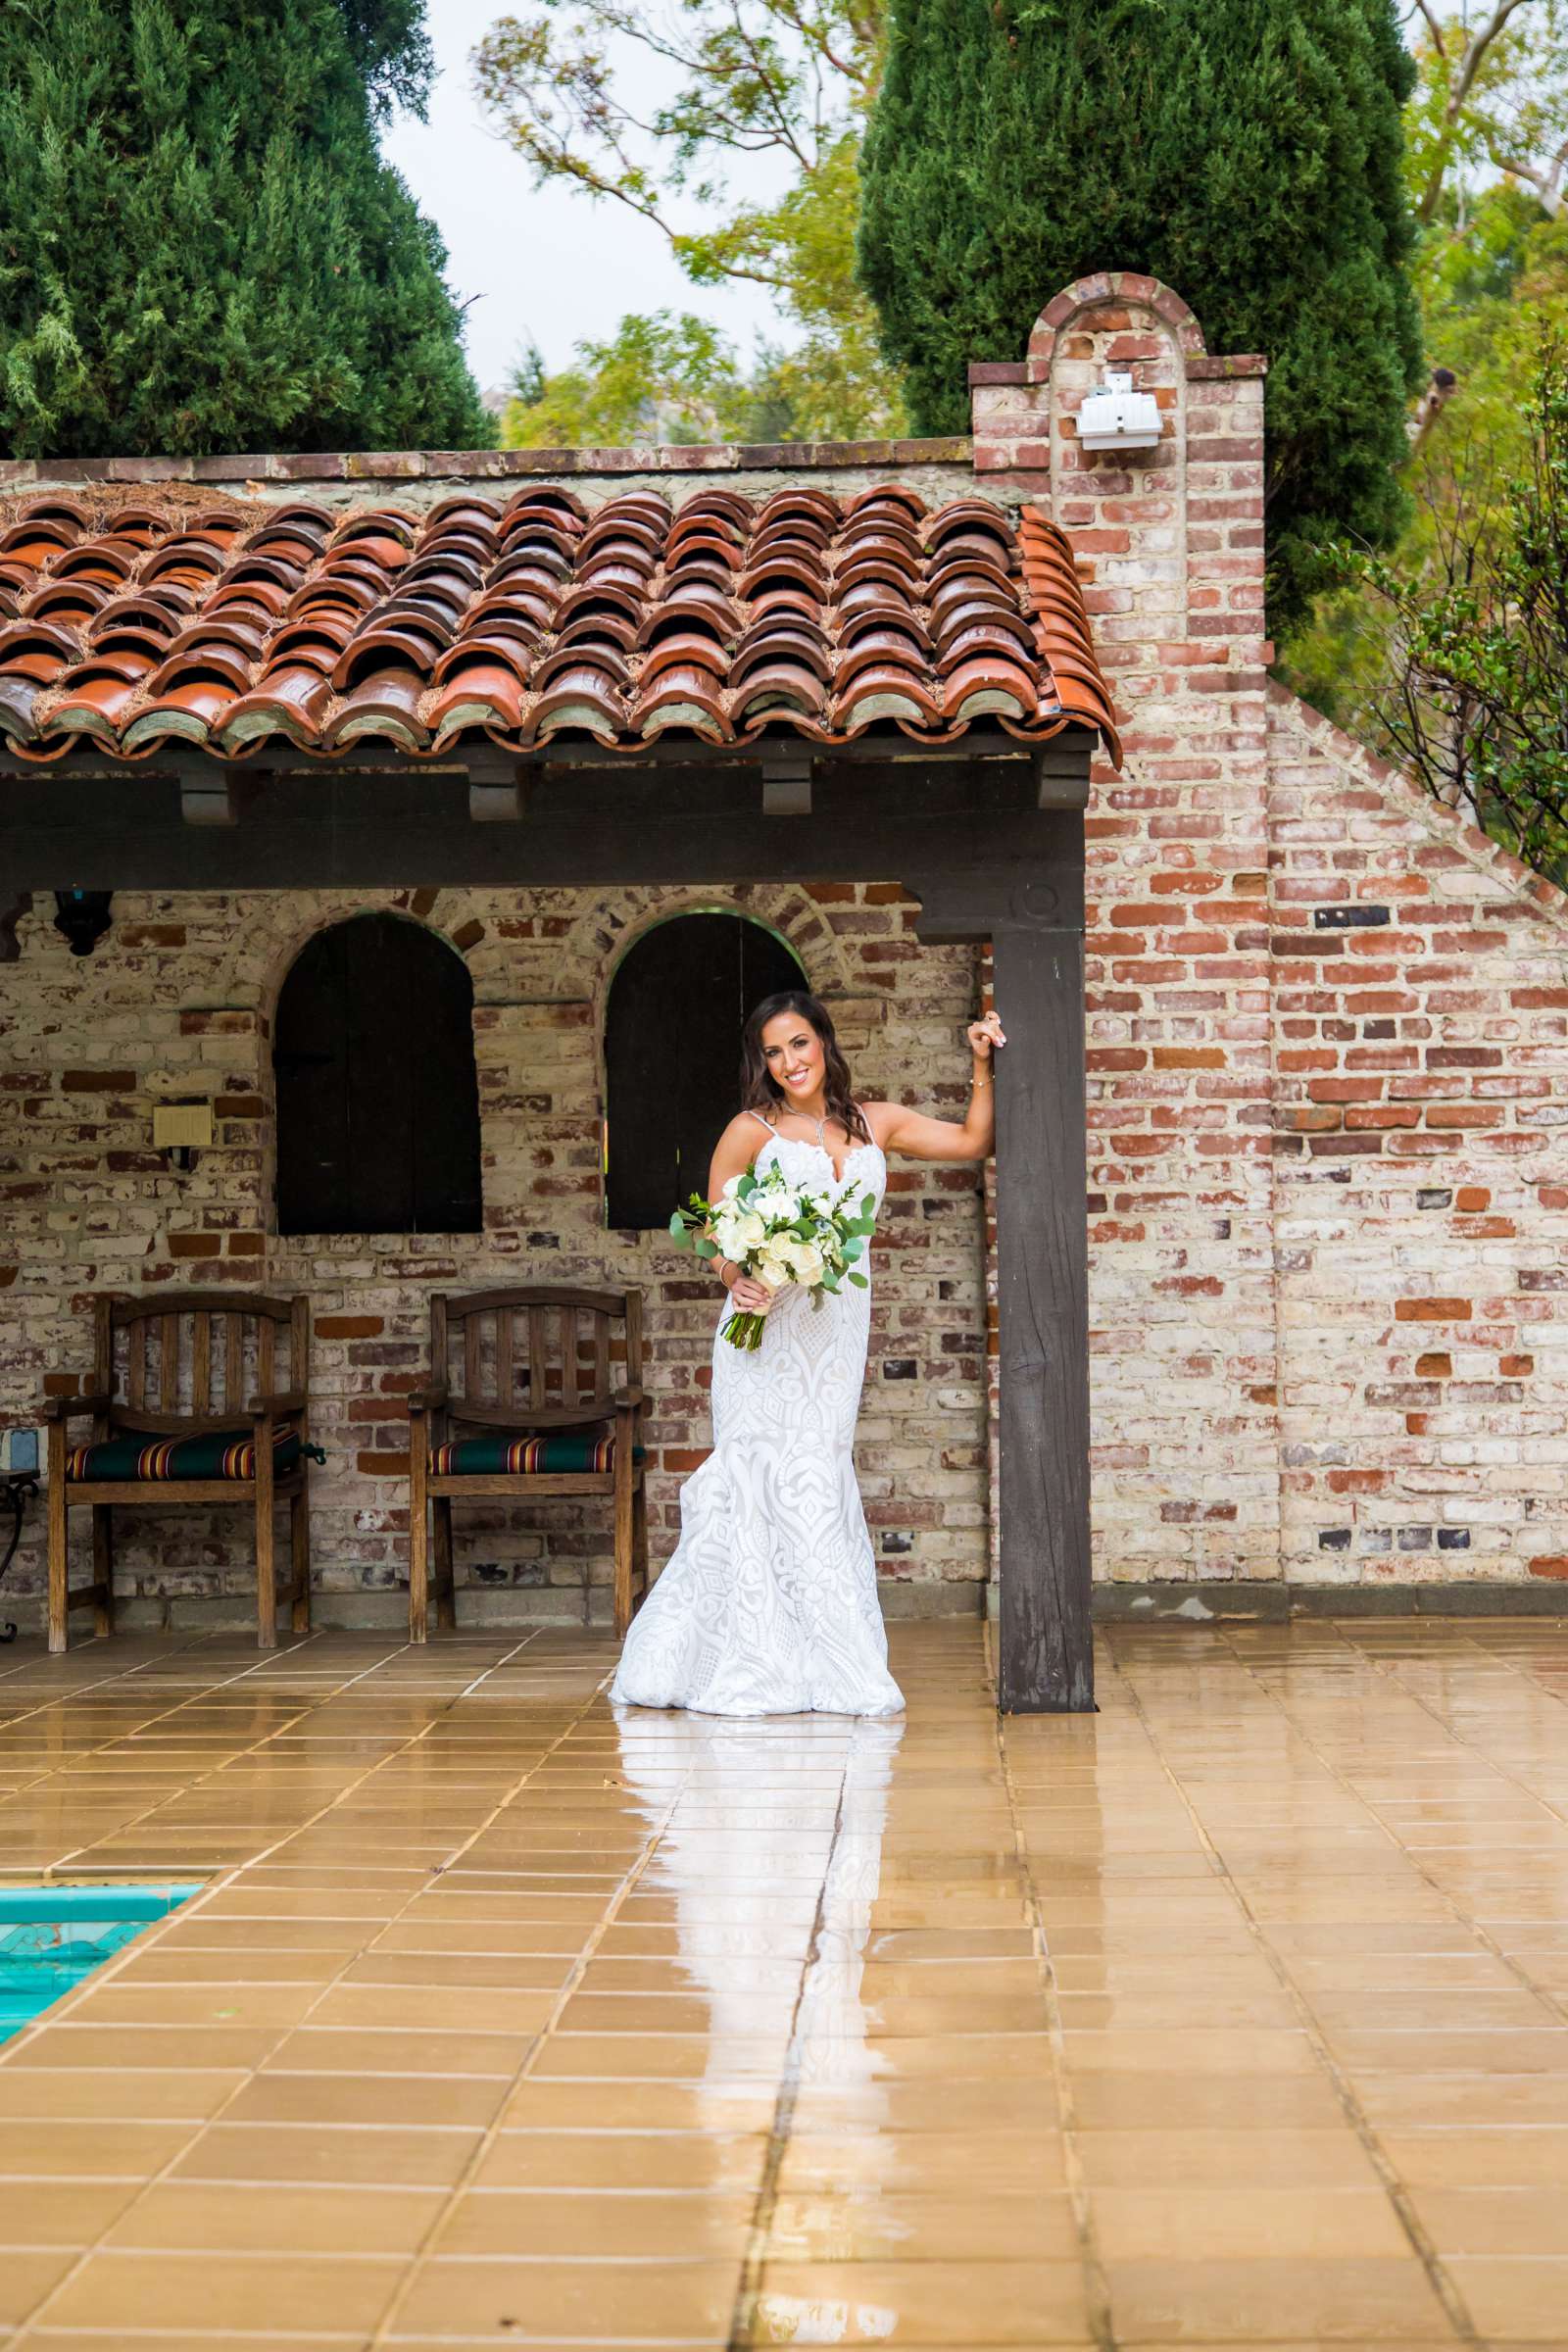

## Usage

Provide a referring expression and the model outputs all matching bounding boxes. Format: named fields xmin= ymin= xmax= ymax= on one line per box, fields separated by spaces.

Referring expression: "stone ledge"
xmin=1092 ymin=1580 xmax=1568 ymax=1622
xmin=0 ymin=436 xmax=976 ymax=493
xmin=0 ymin=1573 xmax=990 ymax=1638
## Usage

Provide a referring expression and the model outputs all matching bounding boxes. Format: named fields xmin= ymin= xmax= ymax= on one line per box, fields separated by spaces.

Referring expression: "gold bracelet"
xmin=971 ymin=1074 xmax=992 ymax=1089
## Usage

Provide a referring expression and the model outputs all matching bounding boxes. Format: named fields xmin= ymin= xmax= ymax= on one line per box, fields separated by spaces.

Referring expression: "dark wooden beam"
xmin=0 ymin=747 xmax=1093 ymax=893
xmin=912 ymin=831 xmax=1094 ymax=1715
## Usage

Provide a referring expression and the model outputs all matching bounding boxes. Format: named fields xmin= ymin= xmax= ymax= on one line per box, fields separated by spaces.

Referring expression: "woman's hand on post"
xmin=967 ymin=1009 xmax=1006 ymax=1062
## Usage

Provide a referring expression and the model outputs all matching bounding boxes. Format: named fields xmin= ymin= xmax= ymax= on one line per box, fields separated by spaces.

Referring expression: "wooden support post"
xmin=909 ymin=794 xmax=1094 ymax=1713
xmin=989 ymin=919 xmax=1094 ymax=1712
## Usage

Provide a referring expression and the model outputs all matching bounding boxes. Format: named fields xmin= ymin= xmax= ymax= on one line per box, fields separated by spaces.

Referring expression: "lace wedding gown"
xmin=611 ymin=1126 xmax=905 ymax=1717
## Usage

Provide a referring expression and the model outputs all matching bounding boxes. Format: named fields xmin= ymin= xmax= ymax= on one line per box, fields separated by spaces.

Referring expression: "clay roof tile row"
xmin=0 ymin=486 xmax=1120 ymax=767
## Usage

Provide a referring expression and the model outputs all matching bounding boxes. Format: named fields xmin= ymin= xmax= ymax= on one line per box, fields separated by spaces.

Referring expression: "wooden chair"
xmin=44 ymin=1292 xmax=314 ymax=1654
xmin=407 ymin=1287 xmax=649 ymax=1641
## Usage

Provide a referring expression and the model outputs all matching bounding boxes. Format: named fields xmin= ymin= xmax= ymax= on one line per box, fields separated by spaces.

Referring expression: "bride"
xmin=611 ymin=988 xmax=1005 ymax=1718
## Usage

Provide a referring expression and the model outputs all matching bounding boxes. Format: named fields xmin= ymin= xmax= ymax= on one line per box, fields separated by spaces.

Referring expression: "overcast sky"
xmin=381 ymin=0 xmax=786 ymax=394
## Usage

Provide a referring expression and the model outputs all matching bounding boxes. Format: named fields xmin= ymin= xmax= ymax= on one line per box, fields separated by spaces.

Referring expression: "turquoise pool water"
xmin=0 ymin=1884 xmax=202 ymax=2042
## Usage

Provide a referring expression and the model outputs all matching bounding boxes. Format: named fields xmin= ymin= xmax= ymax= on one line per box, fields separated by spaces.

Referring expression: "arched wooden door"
xmin=604 ymin=912 xmax=805 ymax=1228
xmin=274 ymin=914 xmax=482 ymax=1236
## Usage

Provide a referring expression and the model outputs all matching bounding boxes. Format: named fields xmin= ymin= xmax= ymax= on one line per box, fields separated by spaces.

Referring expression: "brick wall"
xmin=0 ymin=883 xmax=990 ymax=1627
xmin=1266 ymin=690 xmax=1568 ymax=1589
xmin=973 ymin=270 xmax=1568 ymax=1598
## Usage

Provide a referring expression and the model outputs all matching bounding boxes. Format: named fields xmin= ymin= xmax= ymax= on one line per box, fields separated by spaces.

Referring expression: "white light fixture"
xmin=1077 ymin=369 xmax=1162 ymax=454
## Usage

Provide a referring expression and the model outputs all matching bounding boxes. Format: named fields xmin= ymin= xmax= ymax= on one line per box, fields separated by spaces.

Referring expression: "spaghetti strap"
xmin=743 ymin=1107 xmax=776 ymax=1133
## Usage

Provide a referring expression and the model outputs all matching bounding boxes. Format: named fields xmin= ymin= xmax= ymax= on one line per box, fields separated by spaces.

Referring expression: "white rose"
xmin=791 ymin=1242 xmax=824 ymax=1286
xmin=731 ymin=1209 xmax=766 ymax=1252
xmin=764 ymin=1185 xmax=801 ymax=1222
xmin=756 ymin=1251 xmax=792 ymax=1291
xmin=719 ymin=1174 xmax=744 ymax=1200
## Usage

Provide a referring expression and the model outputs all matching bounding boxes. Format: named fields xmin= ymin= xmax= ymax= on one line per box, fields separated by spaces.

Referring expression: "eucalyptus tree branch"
xmin=1417 ymin=0 xmax=1540 ymax=222
xmin=1413 ymin=0 xmax=1448 ymax=54
xmin=1494 ymin=131 xmax=1568 ymax=211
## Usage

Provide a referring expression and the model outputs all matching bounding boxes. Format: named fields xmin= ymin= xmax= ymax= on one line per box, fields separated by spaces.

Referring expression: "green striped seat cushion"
xmin=430 ymin=1433 xmax=645 ymax=1476
xmin=67 ymin=1427 xmax=304 ymax=1482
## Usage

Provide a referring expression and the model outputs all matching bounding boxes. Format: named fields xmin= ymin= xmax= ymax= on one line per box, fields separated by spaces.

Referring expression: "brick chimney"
xmin=970 ymin=270 xmax=1269 ymax=778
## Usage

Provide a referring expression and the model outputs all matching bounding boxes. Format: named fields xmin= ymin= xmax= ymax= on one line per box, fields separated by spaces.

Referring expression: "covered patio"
xmin=0 ymin=1613 xmax=1564 ymax=2346
xmin=1 ymin=468 xmax=1119 ymax=1711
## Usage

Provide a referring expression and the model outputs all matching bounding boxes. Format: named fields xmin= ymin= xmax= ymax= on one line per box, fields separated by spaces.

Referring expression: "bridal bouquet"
xmin=668 ymin=1160 xmax=876 ymax=1351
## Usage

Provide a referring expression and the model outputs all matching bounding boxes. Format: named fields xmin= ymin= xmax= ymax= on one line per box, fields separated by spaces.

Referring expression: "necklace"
xmin=778 ymin=1102 xmax=829 ymax=1148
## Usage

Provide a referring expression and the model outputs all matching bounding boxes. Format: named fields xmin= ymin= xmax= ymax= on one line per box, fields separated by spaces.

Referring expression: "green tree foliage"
xmin=503 ymin=312 xmax=748 ymax=443
xmin=857 ymin=0 xmax=1425 ymax=633
xmin=0 ymin=0 xmax=486 ymax=459
xmin=1347 ymin=333 xmax=1568 ymax=881
xmin=1403 ymin=0 xmax=1568 ymax=230
xmin=472 ymin=0 xmax=905 ymax=437
xmin=1280 ymin=5 xmax=1568 ymax=882
xmin=335 ymin=0 xmax=438 ymax=120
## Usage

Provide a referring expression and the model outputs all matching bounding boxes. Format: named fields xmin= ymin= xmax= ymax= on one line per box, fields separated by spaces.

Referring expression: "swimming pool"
xmin=0 ymin=1883 xmax=202 ymax=2042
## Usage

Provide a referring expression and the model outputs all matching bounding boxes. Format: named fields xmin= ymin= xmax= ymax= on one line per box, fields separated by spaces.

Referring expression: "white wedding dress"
xmin=611 ymin=1123 xmax=905 ymax=1716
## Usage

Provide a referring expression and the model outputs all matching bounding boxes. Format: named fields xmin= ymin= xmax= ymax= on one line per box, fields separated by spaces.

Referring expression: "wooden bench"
xmin=44 ymin=1292 xmax=314 ymax=1653
xmin=407 ymin=1287 xmax=649 ymax=1641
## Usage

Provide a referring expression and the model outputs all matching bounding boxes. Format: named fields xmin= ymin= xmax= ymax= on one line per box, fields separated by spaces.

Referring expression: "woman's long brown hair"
xmin=739 ymin=991 xmax=872 ymax=1146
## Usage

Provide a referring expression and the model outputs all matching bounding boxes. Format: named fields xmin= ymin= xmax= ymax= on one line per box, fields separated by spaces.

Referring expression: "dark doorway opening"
xmin=274 ymin=914 xmax=482 ymax=1236
xmin=604 ymin=911 xmax=805 ymax=1229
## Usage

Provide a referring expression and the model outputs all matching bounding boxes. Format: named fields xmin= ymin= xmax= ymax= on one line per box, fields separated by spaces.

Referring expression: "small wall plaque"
xmin=152 ymin=1103 xmax=215 ymax=1152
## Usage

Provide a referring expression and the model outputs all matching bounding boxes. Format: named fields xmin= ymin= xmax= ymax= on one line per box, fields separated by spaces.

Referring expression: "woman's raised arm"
xmin=864 ymin=1011 xmax=1005 ymax=1164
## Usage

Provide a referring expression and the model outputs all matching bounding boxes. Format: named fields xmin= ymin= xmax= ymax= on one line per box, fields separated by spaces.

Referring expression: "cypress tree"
xmin=0 ymin=0 xmax=486 ymax=459
xmin=858 ymin=0 xmax=1424 ymax=631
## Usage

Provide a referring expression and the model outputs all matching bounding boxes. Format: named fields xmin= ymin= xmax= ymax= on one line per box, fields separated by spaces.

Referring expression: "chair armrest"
xmin=248 ymin=1389 xmax=307 ymax=1417
xmin=408 ymin=1385 xmax=450 ymax=1414
xmin=613 ymin=1386 xmax=645 ymax=1409
xmin=43 ymin=1391 xmax=115 ymax=1424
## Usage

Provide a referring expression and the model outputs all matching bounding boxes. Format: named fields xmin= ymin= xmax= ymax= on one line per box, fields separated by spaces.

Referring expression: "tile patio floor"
xmin=0 ymin=1615 xmax=1565 ymax=2348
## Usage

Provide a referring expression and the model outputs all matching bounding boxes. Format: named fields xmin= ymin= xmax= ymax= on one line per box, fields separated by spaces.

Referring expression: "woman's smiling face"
xmin=760 ymin=1009 xmax=826 ymax=1105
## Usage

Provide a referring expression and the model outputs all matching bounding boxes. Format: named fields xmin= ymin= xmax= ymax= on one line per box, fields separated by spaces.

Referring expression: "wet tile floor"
xmin=0 ymin=1616 xmax=1564 ymax=2347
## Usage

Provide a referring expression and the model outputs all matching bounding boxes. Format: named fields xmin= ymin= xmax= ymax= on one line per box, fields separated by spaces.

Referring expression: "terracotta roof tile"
xmin=0 ymin=488 xmax=1119 ymax=767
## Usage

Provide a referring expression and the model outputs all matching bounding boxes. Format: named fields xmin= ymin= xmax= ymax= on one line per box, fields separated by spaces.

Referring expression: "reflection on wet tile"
xmin=5 ymin=1617 xmax=1568 ymax=2345
xmin=744 ymin=2258 xmax=1091 ymax=2343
